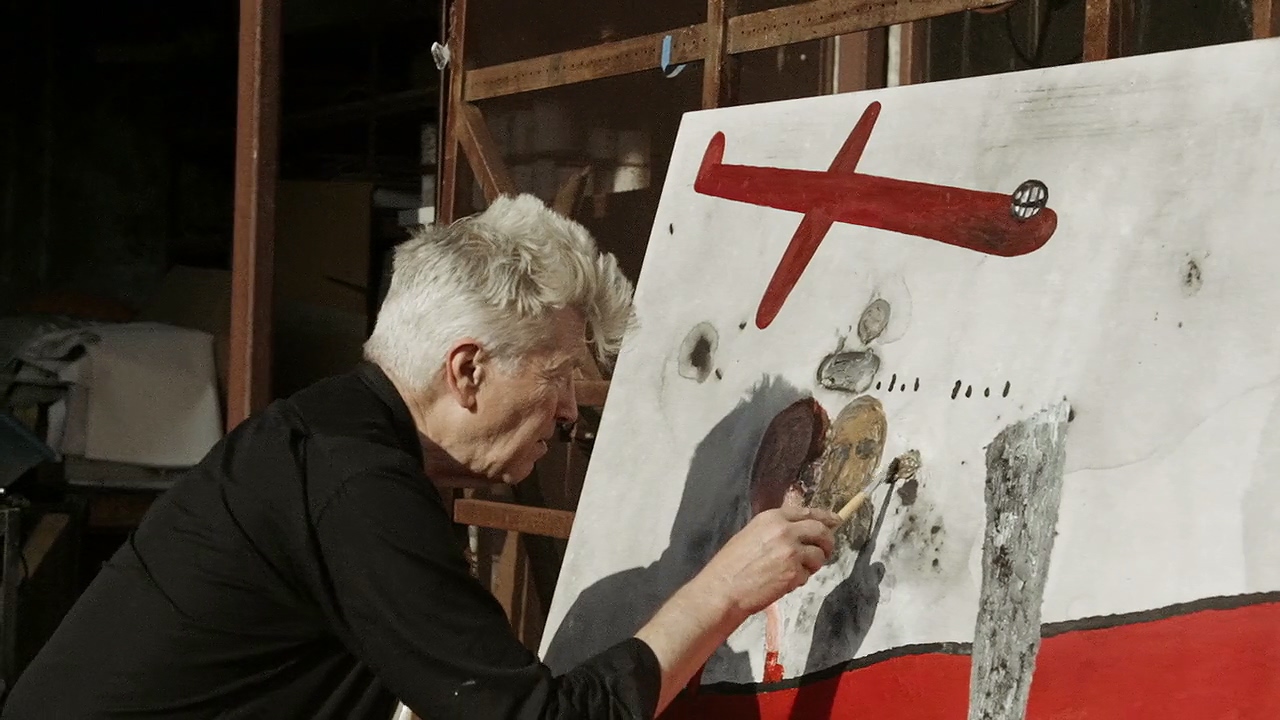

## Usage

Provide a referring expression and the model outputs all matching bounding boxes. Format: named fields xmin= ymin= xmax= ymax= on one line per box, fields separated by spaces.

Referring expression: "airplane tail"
xmin=694 ymin=132 xmax=727 ymax=192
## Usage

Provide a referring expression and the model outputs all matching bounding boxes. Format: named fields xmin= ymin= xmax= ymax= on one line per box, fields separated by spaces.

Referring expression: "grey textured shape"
xmin=857 ymin=298 xmax=891 ymax=344
xmin=968 ymin=400 xmax=1070 ymax=720
xmin=816 ymin=350 xmax=880 ymax=393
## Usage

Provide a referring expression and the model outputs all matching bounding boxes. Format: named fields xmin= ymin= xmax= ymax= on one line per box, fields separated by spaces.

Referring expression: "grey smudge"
xmin=857 ymin=298 xmax=892 ymax=344
xmin=896 ymin=477 xmax=919 ymax=505
xmin=968 ymin=400 xmax=1070 ymax=720
xmin=1182 ymin=257 xmax=1203 ymax=296
xmin=677 ymin=322 xmax=719 ymax=383
xmin=817 ymin=350 xmax=880 ymax=393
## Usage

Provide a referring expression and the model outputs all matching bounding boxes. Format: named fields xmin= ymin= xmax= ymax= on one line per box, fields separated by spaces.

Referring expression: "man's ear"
xmin=443 ymin=340 xmax=486 ymax=410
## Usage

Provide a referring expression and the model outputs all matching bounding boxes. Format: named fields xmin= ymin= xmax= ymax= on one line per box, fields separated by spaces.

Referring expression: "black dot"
xmin=876 ymin=381 xmax=882 ymax=390
xmin=668 ymin=223 xmax=674 ymax=234
xmin=714 ymin=368 xmax=723 ymax=380
xmin=914 ymin=378 xmax=920 ymax=392
xmin=1002 ymin=381 xmax=1011 ymax=397
xmin=738 ymin=321 xmax=746 ymax=330
xmin=1068 ymin=407 xmax=1077 ymax=422
xmin=932 ymin=558 xmax=940 ymax=568
xmin=965 ymin=385 xmax=972 ymax=398
xmin=951 ymin=380 xmax=961 ymax=399
xmin=984 ymin=387 xmax=990 ymax=397
xmin=889 ymin=374 xmax=897 ymax=391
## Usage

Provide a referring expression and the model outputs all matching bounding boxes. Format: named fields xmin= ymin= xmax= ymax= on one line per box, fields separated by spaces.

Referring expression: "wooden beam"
xmin=86 ymin=493 xmax=157 ymax=531
xmin=454 ymin=499 xmax=575 ymax=539
xmin=1258 ymin=0 xmax=1280 ymax=39
xmin=832 ymin=28 xmax=889 ymax=93
xmin=467 ymin=25 xmax=707 ymax=102
xmin=437 ymin=0 xmax=468 ymax=224
xmin=1083 ymin=0 xmax=1135 ymax=62
xmin=702 ymin=0 xmax=736 ymax=109
xmin=898 ymin=21 xmax=930 ymax=86
xmin=465 ymin=0 xmax=1008 ymax=101
xmin=21 ymin=514 xmax=70 ymax=578
xmin=456 ymin=103 xmax=516 ymax=203
xmin=227 ymin=0 xmax=281 ymax=430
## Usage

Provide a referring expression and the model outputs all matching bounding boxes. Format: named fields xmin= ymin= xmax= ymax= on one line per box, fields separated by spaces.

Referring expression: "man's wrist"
xmin=678 ymin=571 xmax=747 ymax=629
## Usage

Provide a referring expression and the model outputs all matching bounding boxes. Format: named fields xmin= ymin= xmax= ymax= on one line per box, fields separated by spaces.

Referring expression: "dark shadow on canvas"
xmin=543 ymin=374 xmax=808 ymax=687
xmin=789 ymin=488 xmax=893 ymax=720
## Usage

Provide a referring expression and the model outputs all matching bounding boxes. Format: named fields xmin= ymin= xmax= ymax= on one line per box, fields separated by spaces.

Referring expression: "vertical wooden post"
xmin=830 ymin=29 xmax=888 ymax=94
xmin=702 ymin=0 xmax=737 ymax=109
xmin=1257 ymin=0 xmax=1280 ymax=39
xmin=227 ymin=0 xmax=281 ymax=430
xmin=898 ymin=21 xmax=929 ymax=86
xmin=1083 ymin=0 xmax=1135 ymax=62
xmin=437 ymin=0 xmax=468 ymax=224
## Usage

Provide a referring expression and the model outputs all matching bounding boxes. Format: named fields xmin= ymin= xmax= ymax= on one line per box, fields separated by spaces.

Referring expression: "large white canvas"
xmin=542 ymin=36 xmax=1280 ymax=717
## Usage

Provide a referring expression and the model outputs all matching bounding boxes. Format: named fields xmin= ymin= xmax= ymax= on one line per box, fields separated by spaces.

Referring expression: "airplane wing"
xmin=756 ymin=209 xmax=835 ymax=328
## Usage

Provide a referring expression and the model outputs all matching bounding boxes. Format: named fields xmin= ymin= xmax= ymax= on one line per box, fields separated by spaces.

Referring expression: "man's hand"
xmin=696 ymin=505 xmax=841 ymax=619
xmin=634 ymin=505 xmax=840 ymax=713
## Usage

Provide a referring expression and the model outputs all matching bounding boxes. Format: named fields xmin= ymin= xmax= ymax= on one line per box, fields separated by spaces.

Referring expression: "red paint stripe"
xmin=699 ymin=166 xmax=1057 ymax=258
xmin=755 ymin=210 xmax=833 ymax=329
xmin=662 ymin=601 xmax=1280 ymax=719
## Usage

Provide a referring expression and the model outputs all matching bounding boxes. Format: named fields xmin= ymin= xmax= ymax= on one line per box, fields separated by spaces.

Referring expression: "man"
xmin=3 ymin=194 xmax=839 ymax=719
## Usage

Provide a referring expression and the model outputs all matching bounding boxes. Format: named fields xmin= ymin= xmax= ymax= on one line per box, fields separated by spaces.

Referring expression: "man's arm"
xmin=635 ymin=504 xmax=839 ymax=713
xmin=314 ymin=467 xmax=664 ymax=719
xmin=315 ymin=464 xmax=836 ymax=719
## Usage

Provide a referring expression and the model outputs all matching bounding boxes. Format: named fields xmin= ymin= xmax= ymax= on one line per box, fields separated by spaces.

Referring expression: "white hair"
xmin=364 ymin=193 xmax=635 ymax=394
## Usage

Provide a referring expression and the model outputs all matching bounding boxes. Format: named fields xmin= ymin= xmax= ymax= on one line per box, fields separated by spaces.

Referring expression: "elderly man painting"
xmin=3 ymin=195 xmax=839 ymax=719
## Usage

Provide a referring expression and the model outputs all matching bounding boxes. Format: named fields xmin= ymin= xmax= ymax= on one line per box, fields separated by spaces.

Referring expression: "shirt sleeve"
xmin=312 ymin=467 xmax=662 ymax=720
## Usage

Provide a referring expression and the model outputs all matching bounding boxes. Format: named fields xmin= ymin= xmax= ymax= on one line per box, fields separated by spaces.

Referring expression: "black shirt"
xmin=3 ymin=363 xmax=660 ymax=719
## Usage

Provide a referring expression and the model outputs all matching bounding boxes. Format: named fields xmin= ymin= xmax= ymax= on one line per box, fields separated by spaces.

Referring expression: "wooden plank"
xmin=467 ymin=25 xmax=707 ymax=102
xmin=21 ymin=514 xmax=70 ymax=578
xmin=87 ymin=493 xmax=156 ymax=531
xmin=227 ymin=0 xmax=281 ymax=429
xmin=466 ymin=1 xmax=1008 ymax=101
xmin=702 ymin=0 xmax=736 ymax=109
xmin=438 ymin=0 xmax=468 ymax=224
xmin=1083 ymin=0 xmax=1135 ymax=62
xmin=454 ymin=499 xmax=575 ymax=539
xmin=1258 ymin=0 xmax=1280 ymax=39
xmin=898 ymin=21 xmax=930 ymax=86
xmin=456 ymin=103 xmax=516 ymax=202
xmin=728 ymin=0 xmax=970 ymax=55
xmin=832 ymin=28 xmax=888 ymax=93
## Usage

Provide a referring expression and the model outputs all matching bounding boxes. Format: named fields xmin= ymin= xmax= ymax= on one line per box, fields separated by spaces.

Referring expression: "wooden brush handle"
xmin=836 ymin=488 xmax=872 ymax=524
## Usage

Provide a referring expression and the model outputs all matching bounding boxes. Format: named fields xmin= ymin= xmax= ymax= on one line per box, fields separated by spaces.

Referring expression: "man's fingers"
xmin=810 ymin=508 xmax=842 ymax=529
xmin=798 ymin=545 xmax=826 ymax=575
xmin=777 ymin=504 xmax=842 ymax=529
xmin=791 ymin=518 xmax=835 ymax=558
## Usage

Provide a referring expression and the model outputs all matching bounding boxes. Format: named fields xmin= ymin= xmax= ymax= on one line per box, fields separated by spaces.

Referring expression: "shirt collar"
xmin=355 ymin=361 xmax=424 ymax=467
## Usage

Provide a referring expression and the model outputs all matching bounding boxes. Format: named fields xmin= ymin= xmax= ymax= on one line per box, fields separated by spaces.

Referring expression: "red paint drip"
xmin=763 ymin=650 xmax=786 ymax=683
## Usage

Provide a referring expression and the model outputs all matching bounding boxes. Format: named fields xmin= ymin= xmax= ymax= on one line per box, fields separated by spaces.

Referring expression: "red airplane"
xmin=693 ymin=101 xmax=1059 ymax=329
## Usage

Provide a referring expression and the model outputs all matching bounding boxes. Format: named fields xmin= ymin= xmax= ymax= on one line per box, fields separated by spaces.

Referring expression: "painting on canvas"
xmin=542 ymin=36 xmax=1280 ymax=719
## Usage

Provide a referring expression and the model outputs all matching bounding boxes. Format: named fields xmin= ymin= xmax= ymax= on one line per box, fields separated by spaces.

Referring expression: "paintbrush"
xmin=836 ymin=449 xmax=920 ymax=525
